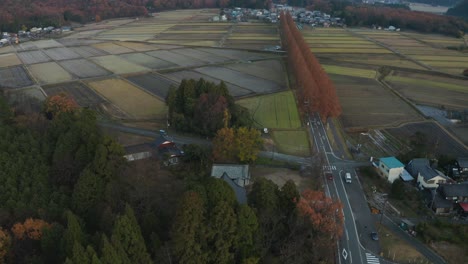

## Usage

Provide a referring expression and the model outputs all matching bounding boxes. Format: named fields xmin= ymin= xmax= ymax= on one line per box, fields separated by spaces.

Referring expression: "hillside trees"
xmin=280 ymin=12 xmax=342 ymax=121
xmin=166 ymin=78 xmax=252 ymax=136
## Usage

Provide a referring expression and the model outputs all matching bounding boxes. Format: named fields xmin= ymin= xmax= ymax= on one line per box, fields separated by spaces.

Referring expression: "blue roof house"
xmin=378 ymin=157 xmax=406 ymax=183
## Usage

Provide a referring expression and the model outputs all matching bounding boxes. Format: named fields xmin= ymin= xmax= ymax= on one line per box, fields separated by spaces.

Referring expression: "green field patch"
xmin=309 ymin=44 xmax=381 ymax=49
xmin=229 ymin=36 xmax=278 ymax=40
xmin=312 ymin=48 xmax=391 ymax=54
xmin=237 ymin=91 xmax=301 ymax=129
xmin=420 ymin=60 xmax=468 ymax=67
xmin=307 ymin=40 xmax=377 ymax=45
xmin=340 ymin=59 xmax=424 ymax=69
xmin=272 ymin=130 xmax=310 ymax=156
xmin=322 ymin=65 xmax=376 ymax=78
xmin=387 ymin=76 xmax=467 ymax=93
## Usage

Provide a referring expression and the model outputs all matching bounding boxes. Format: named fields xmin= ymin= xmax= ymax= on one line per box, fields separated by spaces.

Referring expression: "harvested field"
xmin=195 ymin=66 xmax=283 ymax=94
xmin=43 ymin=81 xmax=104 ymax=107
xmin=0 ymin=45 xmax=15 ymax=54
xmin=225 ymin=60 xmax=286 ymax=85
xmin=34 ymin=39 xmax=64 ymax=49
xmin=0 ymin=53 xmax=22 ymax=67
xmin=69 ymin=46 xmax=109 ymax=58
xmin=126 ymin=73 xmax=177 ymax=99
xmin=418 ymin=60 xmax=468 ymax=68
xmin=116 ymin=42 xmax=159 ymax=51
xmin=272 ymin=130 xmax=310 ymax=156
xmin=385 ymin=121 xmax=468 ymax=156
xmin=311 ymin=48 xmax=392 ymax=53
xmin=59 ymin=59 xmax=111 ymax=78
xmin=197 ymin=47 xmax=277 ymax=61
xmin=410 ymin=55 xmax=468 ymax=62
xmin=171 ymin=48 xmax=230 ymax=64
xmin=17 ymin=86 xmax=47 ymax=101
xmin=156 ymin=33 xmax=224 ymax=40
xmin=17 ymin=42 xmax=39 ymax=51
xmin=322 ymin=65 xmax=376 ymax=79
xmin=28 ymin=62 xmax=74 ymax=84
xmin=163 ymin=70 xmax=253 ymax=98
xmin=43 ymin=47 xmax=81 ymax=61
xmin=146 ymin=50 xmax=203 ymax=67
xmin=237 ymin=91 xmax=301 ymax=129
xmin=91 ymin=55 xmax=149 ymax=74
xmin=120 ymin=53 xmax=177 ymax=69
xmin=92 ymin=42 xmax=134 ymax=54
xmin=18 ymin=50 xmax=51 ymax=64
xmin=0 ymin=66 xmax=34 ymax=88
xmin=57 ymin=39 xmax=104 ymax=47
xmin=331 ymin=74 xmax=422 ymax=129
xmin=87 ymin=78 xmax=167 ymax=119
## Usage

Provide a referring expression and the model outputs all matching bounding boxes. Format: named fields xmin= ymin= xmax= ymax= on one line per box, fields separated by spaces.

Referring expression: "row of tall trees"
xmin=280 ymin=12 xmax=342 ymax=121
xmin=166 ymin=78 xmax=252 ymax=137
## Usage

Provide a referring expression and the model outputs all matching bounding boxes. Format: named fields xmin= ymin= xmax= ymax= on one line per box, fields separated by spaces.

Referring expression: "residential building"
xmin=220 ymin=174 xmax=247 ymax=204
xmin=123 ymin=135 xmax=183 ymax=165
xmin=432 ymin=183 xmax=468 ymax=215
xmin=455 ymin=157 xmax=468 ymax=177
xmin=407 ymin=158 xmax=449 ymax=189
xmin=378 ymin=157 xmax=412 ymax=183
xmin=211 ymin=164 xmax=250 ymax=187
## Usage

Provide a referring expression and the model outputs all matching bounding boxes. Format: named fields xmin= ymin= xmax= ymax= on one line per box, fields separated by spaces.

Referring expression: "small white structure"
xmin=378 ymin=157 xmax=405 ymax=183
xmin=407 ymin=158 xmax=449 ymax=189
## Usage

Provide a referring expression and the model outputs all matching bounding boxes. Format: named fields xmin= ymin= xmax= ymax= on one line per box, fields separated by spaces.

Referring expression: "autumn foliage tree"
xmin=11 ymin=219 xmax=51 ymax=240
xmin=280 ymin=12 xmax=342 ymax=121
xmin=212 ymin=127 xmax=263 ymax=163
xmin=0 ymin=228 xmax=10 ymax=263
xmin=43 ymin=92 xmax=79 ymax=120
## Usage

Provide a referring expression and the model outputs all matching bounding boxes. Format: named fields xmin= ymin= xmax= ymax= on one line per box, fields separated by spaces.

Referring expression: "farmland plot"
xmin=43 ymin=82 xmax=104 ymax=107
xmin=33 ymin=39 xmax=64 ymax=49
xmin=59 ymin=59 xmax=111 ymax=78
xmin=70 ymin=46 xmax=109 ymax=58
xmin=146 ymin=50 xmax=203 ymax=67
xmin=197 ymin=48 xmax=277 ymax=61
xmin=91 ymin=55 xmax=149 ymax=74
xmin=225 ymin=59 xmax=286 ymax=85
xmin=163 ymin=70 xmax=253 ymax=98
xmin=57 ymin=39 xmax=104 ymax=47
xmin=92 ymin=42 xmax=134 ymax=54
xmin=0 ymin=53 xmax=22 ymax=67
xmin=0 ymin=45 xmax=15 ymax=54
xmin=171 ymin=48 xmax=230 ymax=64
xmin=87 ymin=78 xmax=167 ymax=119
xmin=120 ymin=53 xmax=177 ymax=69
xmin=17 ymin=86 xmax=46 ymax=101
xmin=272 ymin=130 xmax=310 ymax=156
xmin=18 ymin=50 xmax=51 ymax=64
xmin=0 ymin=66 xmax=34 ymax=88
xmin=195 ymin=66 xmax=283 ymax=94
xmin=44 ymin=47 xmax=81 ymax=61
xmin=28 ymin=62 xmax=74 ymax=84
xmin=126 ymin=73 xmax=177 ymax=99
xmin=116 ymin=42 xmax=159 ymax=52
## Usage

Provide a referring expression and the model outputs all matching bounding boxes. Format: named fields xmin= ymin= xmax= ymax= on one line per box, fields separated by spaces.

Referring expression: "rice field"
xmin=92 ymin=42 xmax=135 ymax=54
xmin=59 ymin=59 xmax=111 ymax=78
xmin=43 ymin=82 xmax=104 ymax=107
xmin=87 ymin=78 xmax=167 ymax=119
xmin=0 ymin=66 xmax=34 ymax=88
xmin=237 ymin=91 xmax=301 ymax=129
xmin=43 ymin=47 xmax=81 ymax=61
xmin=146 ymin=50 xmax=204 ymax=67
xmin=28 ymin=62 xmax=74 ymax=84
xmin=386 ymin=75 xmax=467 ymax=93
xmin=225 ymin=59 xmax=286 ymax=85
xmin=272 ymin=130 xmax=310 ymax=156
xmin=322 ymin=65 xmax=376 ymax=79
xmin=91 ymin=55 xmax=150 ymax=74
xmin=18 ymin=50 xmax=51 ymax=64
xmin=0 ymin=53 xmax=22 ymax=67
xmin=119 ymin=53 xmax=177 ymax=69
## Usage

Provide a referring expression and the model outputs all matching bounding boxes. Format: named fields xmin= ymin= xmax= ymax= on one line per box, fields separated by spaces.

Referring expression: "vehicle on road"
xmin=370 ymin=232 xmax=379 ymax=241
xmin=345 ymin=172 xmax=352 ymax=183
xmin=326 ymin=172 xmax=333 ymax=180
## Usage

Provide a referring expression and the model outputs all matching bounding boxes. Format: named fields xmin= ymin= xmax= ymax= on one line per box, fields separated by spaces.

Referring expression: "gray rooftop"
xmin=433 ymin=193 xmax=453 ymax=209
xmin=439 ymin=183 xmax=468 ymax=198
xmin=457 ymin=157 xmax=468 ymax=167
xmin=221 ymin=173 xmax=247 ymax=204
xmin=211 ymin=164 xmax=250 ymax=180
xmin=406 ymin=158 xmax=439 ymax=180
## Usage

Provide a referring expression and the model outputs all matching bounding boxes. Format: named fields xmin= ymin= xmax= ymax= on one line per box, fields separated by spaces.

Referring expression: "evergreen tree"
xmin=100 ymin=235 xmax=125 ymax=264
xmin=62 ymin=211 xmax=86 ymax=258
xmin=206 ymin=201 xmax=237 ymax=264
xmin=235 ymin=205 xmax=259 ymax=262
xmin=111 ymin=204 xmax=151 ymax=264
xmin=72 ymin=168 xmax=106 ymax=217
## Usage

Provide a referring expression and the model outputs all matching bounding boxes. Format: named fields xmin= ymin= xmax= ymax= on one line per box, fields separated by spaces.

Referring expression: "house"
xmin=406 ymin=158 xmax=449 ymax=189
xmin=124 ymin=144 xmax=153 ymax=161
xmin=220 ymin=173 xmax=247 ymax=204
xmin=432 ymin=183 xmax=468 ymax=215
xmin=123 ymin=135 xmax=183 ymax=165
xmin=377 ymin=157 xmax=413 ymax=183
xmin=454 ymin=157 xmax=468 ymax=178
xmin=211 ymin=164 xmax=250 ymax=187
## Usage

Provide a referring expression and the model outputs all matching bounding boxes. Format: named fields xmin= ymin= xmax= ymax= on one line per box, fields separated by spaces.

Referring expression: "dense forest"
xmin=0 ymin=85 xmax=343 ymax=263
xmin=447 ymin=0 xmax=468 ymax=19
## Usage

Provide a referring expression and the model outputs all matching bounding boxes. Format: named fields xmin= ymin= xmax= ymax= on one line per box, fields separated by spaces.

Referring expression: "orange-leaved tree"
xmin=0 ymin=228 xmax=10 ymax=262
xmin=11 ymin=218 xmax=51 ymax=240
xmin=43 ymin=92 xmax=78 ymax=120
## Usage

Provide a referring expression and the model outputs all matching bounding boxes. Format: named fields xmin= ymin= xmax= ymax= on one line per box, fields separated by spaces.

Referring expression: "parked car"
xmin=326 ymin=172 xmax=333 ymax=181
xmin=370 ymin=232 xmax=379 ymax=241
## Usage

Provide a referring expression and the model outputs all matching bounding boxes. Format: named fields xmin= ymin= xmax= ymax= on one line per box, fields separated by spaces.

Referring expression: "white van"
xmin=345 ymin=173 xmax=352 ymax=183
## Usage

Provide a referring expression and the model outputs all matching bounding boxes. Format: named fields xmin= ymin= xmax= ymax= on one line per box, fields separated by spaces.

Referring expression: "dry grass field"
xmin=59 ymin=59 xmax=111 ymax=78
xmin=225 ymin=59 xmax=286 ymax=85
xmin=126 ymin=73 xmax=177 ymax=99
xmin=87 ymin=78 xmax=167 ymax=119
xmin=43 ymin=47 xmax=81 ymax=60
xmin=0 ymin=53 xmax=22 ymax=67
xmin=92 ymin=42 xmax=135 ymax=54
xmin=18 ymin=50 xmax=52 ymax=64
xmin=119 ymin=53 xmax=177 ymax=69
xmin=91 ymin=55 xmax=150 ymax=74
xmin=28 ymin=62 xmax=74 ymax=84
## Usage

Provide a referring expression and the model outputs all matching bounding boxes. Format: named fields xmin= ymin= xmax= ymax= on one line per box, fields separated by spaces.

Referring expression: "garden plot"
xmin=331 ymin=74 xmax=422 ymax=129
xmin=18 ymin=50 xmax=51 ymax=64
xmin=59 ymin=59 xmax=111 ymax=78
xmin=91 ymin=55 xmax=149 ymax=74
xmin=92 ymin=42 xmax=134 ymax=54
xmin=126 ymin=73 xmax=177 ymax=99
xmin=195 ymin=66 xmax=284 ymax=94
xmin=87 ymin=78 xmax=167 ymax=119
xmin=197 ymin=48 xmax=277 ymax=61
xmin=70 ymin=46 xmax=109 ymax=58
xmin=163 ymin=70 xmax=253 ymax=98
xmin=0 ymin=53 xmax=22 ymax=67
xmin=225 ymin=60 xmax=286 ymax=85
xmin=28 ymin=62 xmax=74 ymax=84
xmin=146 ymin=50 xmax=203 ymax=67
xmin=171 ymin=48 xmax=230 ymax=64
xmin=120 ymin=53 xmax=177 ymax=69
xmin=44 ymin=47 xmax=81 ymax=61
xmin=116 ymin=42 xmax=159 ymax=52
xmin=0 ymin=66 xmax=34 ymax=88
xmin=43 ymin=82 xmax=104 ymax=107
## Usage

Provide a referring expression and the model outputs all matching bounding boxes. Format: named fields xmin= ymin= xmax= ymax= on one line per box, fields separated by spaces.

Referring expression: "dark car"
xmin=326 ymin=172 xmax=333 ymax=180
xmin=370 ymin=232 xmax=379 ymax=241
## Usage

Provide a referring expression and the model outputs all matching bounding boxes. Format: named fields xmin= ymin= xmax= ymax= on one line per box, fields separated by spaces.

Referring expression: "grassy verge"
xmin=255 ymin=156 xmax=301 ymax=170
xmin=377 ymin=223 xmax=432 ymax=264
xmin=322 ymin=64 xmax=377 ymax=79
xmin=272 ymin=130 xmax=310 ymax=157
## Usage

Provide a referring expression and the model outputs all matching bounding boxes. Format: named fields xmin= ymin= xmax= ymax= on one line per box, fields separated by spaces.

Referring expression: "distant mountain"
xmin=446 ymin=0 xmax=468 ymax=18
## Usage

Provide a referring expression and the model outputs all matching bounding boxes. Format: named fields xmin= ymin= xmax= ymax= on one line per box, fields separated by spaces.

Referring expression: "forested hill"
xmin=447 ymin=0 xmax=468 ymax=19
xmin=0 ymin=0 xmax=273 ymax=32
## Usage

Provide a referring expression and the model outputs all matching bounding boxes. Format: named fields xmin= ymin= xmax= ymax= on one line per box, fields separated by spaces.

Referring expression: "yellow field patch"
xmin=87 ymin=78 xmax=167 ymax=119
xmin=312 ymin=48 xmax=391 ymax=53
xmin=322 ymin=64 xmax=376 ymax=78
xmin=0 ymin=53 xmax=22 ymax=67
